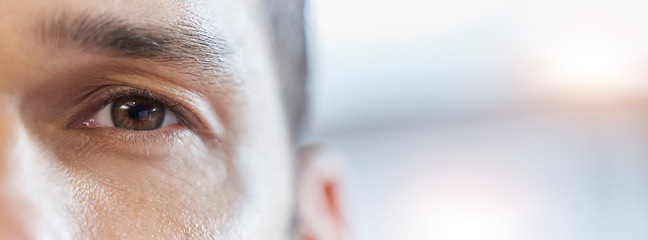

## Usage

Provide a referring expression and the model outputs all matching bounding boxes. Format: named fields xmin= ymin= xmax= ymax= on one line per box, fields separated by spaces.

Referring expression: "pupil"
xmin=126 ymin=103 xmax=157 ymax=121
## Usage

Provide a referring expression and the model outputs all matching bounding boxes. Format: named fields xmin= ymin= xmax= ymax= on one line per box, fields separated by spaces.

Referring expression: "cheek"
xmin=59 ymin=153 xmax=241 ymax=238
xmin=32 ymin=131 xmax=244 ymax=238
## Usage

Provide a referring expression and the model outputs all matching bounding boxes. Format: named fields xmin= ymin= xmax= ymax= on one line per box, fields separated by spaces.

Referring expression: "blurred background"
xmin=304 ymin=0 xmax=648 ymax=239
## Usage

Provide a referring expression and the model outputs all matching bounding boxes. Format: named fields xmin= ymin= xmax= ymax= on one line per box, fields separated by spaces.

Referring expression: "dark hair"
xmin=262 ymin=0 xmax=308 ymax=141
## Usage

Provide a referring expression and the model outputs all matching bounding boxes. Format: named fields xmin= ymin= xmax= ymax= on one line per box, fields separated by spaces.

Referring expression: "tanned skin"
xmin=0 ymin=0 xmax=343 ymax=239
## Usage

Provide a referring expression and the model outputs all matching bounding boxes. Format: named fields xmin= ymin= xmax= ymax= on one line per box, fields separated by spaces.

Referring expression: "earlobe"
xmin=295 ymin=145 xmax=347 ymax=240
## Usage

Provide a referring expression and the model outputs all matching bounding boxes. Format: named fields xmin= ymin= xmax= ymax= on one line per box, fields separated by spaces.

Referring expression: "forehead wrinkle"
xmin=36 ymin=11 xmax=234 ymax=80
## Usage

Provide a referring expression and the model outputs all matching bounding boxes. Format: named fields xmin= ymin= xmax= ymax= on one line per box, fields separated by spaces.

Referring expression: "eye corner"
xmin=68 ymin=112 xmax=98 ymax=129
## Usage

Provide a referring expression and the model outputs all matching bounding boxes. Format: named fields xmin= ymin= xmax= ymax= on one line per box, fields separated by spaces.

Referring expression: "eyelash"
xmin=76 ymin=86 xmax=190 ymax=130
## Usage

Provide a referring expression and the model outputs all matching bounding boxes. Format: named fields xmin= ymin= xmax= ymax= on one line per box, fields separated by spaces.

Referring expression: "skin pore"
xmin=0 ymin=0 xmax=343 ymax=239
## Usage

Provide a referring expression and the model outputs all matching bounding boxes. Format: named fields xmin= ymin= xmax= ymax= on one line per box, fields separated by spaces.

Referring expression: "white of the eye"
xmin=159 ymin=108 xmax=179 ymax=128
xmin=94 ymin=103 xmax=115 ymax=127
xmin=92 ymin=103 xmax=180 ymax=128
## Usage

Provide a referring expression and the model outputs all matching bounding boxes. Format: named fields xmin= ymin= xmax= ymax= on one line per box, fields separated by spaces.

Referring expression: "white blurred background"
xmin=305 ymin=0 xmax=648 ymax=239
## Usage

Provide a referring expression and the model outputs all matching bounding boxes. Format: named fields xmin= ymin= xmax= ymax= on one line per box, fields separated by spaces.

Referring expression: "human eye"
xmin=92 ymin=95 xmax=179 ymax=130
xmin=69 ymin=87 xmax=186 ymax=131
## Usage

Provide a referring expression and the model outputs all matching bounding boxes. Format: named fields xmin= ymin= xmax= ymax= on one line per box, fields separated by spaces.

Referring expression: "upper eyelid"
xmin=103 ymin=88 xmax=176 ymax=105
xmin=100 ymin=87 xmax=182 ymax=113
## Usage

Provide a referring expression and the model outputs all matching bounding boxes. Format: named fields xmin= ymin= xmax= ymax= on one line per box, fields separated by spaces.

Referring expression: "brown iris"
xmin=111 ymin=96 xmax=165 ymax=130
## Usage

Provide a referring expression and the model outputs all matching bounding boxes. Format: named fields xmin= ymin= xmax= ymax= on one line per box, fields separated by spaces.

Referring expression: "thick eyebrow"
xmin=37 ymin=12 xmax=233 ymax=78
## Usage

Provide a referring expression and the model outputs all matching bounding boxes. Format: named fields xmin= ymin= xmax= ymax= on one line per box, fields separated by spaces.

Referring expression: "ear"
xmin=295 ymin=145 xmax=347 ymax=240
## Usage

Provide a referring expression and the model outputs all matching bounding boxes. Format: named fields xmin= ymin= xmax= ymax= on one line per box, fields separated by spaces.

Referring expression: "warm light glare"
xmin=540 ymin=39 xmax=638 ymax=96
xmin=553 ymin=47 xmax=626 ymax=87
xmin=530 ymin=12 xmax=647 ymax=101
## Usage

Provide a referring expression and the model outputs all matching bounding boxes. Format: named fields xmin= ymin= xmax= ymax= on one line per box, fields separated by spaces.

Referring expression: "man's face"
xmin=0 ymin=0 xmax=296 ymax=238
